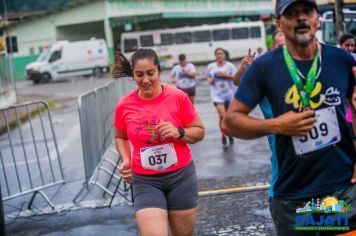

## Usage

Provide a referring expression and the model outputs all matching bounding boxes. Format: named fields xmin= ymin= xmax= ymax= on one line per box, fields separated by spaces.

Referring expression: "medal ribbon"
xmin=282 ymin=46 xmax=319 ymax=108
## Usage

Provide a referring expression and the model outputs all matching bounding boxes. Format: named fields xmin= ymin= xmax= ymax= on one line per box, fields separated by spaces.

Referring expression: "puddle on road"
xmin=254 ymin=208 xmax=271 ymax=217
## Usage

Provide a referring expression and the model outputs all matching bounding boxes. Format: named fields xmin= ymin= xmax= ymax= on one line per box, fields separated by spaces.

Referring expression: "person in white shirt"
xmin=170 ymin=54 xmax=197 ymax=104
xmin=206 ymin=48 xmax=237 ymax=147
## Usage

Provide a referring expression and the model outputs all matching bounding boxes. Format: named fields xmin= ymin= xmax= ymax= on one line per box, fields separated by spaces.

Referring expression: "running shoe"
xmin=229 ymin=136 xmax=234 ymax=145
xmin=222 ymin=136 xmax=228 ymax=147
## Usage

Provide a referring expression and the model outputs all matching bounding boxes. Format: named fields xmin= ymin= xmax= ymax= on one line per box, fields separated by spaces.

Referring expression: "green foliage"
xmin=266 ymin=34 xmax=273 ymax=50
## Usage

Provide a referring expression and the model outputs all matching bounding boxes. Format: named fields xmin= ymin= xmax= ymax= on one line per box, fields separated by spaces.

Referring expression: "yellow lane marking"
xmin=198 ymin=184 xmax=270 ymax=196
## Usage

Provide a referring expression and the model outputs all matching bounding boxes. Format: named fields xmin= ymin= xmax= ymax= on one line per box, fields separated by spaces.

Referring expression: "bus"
xmin=318 ymin=9 xmax=356 ymax=45
xmin=120 ymin=21 xmax=266 ymax=68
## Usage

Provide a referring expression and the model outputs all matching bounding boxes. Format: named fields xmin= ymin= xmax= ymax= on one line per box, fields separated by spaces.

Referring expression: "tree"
xmin=0 ymin=0 xmax=77 ymax=13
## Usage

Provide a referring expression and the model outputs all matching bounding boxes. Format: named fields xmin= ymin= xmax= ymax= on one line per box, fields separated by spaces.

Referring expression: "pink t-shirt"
xmin=114 ymin=85 xmax=198 ymax=175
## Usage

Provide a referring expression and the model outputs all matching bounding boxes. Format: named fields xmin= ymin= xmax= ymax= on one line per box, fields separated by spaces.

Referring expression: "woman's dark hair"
xmin=214 ymin=47 xmax=229 ymax=60
xmin=224 ymin=49 xmax=230 ymax=61
xmin=214 ymin=47 xmax=225 ymax=54
xmin=112 ymin=48 xmax=161 ymax=79
xmin=339 ymin=33 xmax=355 ymax=45
xmin=178 ymin=53 xmax=186 ymax=61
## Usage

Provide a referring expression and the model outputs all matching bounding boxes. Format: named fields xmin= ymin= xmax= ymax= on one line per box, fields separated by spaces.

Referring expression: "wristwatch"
xmin=177 ymin=127 xmax=185 ymax=139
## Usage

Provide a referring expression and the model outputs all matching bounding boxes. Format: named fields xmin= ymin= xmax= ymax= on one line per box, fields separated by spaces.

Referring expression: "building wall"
xmin=12 ymin=0 xmax=106 ymax=56
xmin=56 ymin=21 xmax=106 ymax=41
xmin=54 ymin=1 xmax=105 ymax=26
xmin=12 ymin=18 xmax=55 ymax=56
xmin=106 ymin=0 xmax=273 ymax=17
xmin=10 ymin=0 xmax=107 ymax=79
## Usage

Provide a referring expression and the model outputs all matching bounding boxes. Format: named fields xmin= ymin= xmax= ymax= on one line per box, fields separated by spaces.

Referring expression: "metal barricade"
xmin=73 ymin=77 xmax=135 ymax=204
xmin=0 ymin=100 xmax=65 ymax=209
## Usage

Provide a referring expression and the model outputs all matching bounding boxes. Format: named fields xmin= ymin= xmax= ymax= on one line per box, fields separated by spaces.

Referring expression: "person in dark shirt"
xmin=224 ymin=0 xmax=356 ymax=235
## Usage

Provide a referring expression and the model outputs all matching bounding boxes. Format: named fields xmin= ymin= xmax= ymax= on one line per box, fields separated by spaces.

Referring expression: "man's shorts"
xmin=269 ymin=184 xmax=356 ymax=236
xmin=132 ymin=161 xmax=198 ymax=212
xmin=178 ymin=86 xmax=196 ymax=97
xmin=347 ymin=122 xmax=356 ymax=141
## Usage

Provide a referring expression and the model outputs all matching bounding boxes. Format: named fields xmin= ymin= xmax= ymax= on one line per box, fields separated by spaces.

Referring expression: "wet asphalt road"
xmin=4 ymin=67 xmax=276 ymax=235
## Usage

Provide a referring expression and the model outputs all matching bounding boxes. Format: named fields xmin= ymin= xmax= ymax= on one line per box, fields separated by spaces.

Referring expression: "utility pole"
xmin=2 ymin=0 xmax=17 ymax=105
xmin=1 ymin=2 xmax=8 ymax=235
xmin=335 ymin=0 xmax=344 ymax=40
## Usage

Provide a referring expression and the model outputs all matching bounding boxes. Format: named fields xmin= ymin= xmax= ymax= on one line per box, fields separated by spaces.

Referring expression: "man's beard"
xmin=295 ymin=33 xmax=313 ymax=45
xmin=294 ymin=22 xmax=313 ymax=45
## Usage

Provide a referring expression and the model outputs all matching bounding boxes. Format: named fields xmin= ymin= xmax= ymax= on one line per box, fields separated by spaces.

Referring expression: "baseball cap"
xmin=275 ymin=0 xmax=318 ymax=18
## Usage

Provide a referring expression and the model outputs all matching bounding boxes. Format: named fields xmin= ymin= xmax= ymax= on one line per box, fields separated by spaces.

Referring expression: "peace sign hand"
xmin=240 ymin=48 xmax=256 ymax=70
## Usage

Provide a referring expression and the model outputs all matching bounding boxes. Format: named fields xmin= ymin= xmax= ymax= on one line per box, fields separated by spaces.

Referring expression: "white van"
xmin=26 ymin=38 xmax=110 ymax=83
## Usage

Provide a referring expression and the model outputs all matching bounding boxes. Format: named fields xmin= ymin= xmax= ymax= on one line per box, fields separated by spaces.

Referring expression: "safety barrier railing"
xmin=0 ymin=100 xmax=65 ymax=209
xmin=73 ymin=77 xmax=135 ymax=204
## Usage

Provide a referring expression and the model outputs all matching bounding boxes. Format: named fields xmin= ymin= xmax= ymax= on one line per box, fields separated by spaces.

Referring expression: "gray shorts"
xmin=178 ymin=86 xmax=196 ymax=97
xmin=132 ymin=161 xmax=198 ymax=212
xmin=269 ymin=184 xmax=356 ymax=236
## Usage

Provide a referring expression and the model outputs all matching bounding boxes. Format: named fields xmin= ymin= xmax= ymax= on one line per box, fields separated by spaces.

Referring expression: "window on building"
xmin=250 ymin=27 xmax=262 ymax=38
xmin=212 ymin=29 xmax=230 ymax=41
xmin=231 ymin=28 xmax=249 ymax=39
xmin=124 ymin=38 xmax=138 ymax=53
xmin=140 ymin=35 xmax=154 ymax=47
xmin=38 ymin=46 xmax=44 ymax=53
xmin=193 ymin=31 xmax=211 ymax=42
xmin=174 ymin=32 xmax=192 ymax=44
xmin=160 ymin=33 xmax=174 ymax=45
xmin=29 ymin=47 xmax=35 ymax=55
